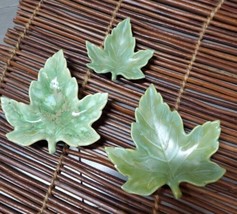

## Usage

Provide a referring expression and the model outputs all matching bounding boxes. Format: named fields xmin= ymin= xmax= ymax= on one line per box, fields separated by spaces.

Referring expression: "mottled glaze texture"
xmin=86 ymin=18 xmax=154 ymax=81
xmin=1 ymin=50 xmax=108 ymax=154
xmin=106 ymin=85 xmax=225 ymax=199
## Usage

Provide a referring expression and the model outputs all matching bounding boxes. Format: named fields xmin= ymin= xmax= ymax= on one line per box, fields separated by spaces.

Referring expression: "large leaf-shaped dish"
xmin=1 ymin=50 xmax=108 ymax=154
xmin=106 ymin=84 xmax=225 ymax=198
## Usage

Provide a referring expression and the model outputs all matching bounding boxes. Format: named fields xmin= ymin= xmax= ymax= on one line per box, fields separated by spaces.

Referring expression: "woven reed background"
xmin=0 ymin=0 xmax=237 ymax=213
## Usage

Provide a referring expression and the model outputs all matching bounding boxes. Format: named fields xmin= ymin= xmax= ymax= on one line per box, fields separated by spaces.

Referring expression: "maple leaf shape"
xmin=86 ymin=18 xmax=154 ymax=81
xmin=1 ymin=50 xmax=108 ymax=154
xmin=105 ymin=84 xmax=225 ymax=199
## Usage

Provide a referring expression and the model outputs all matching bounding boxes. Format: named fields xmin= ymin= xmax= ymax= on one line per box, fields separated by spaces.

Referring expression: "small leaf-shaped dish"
xmin=86 ymin=18 xmax=154 ymax=81
xmin=1 ymin=50 xmax=108 ymax=154
xmin=105 ymin=84 xmax=226 ymax=199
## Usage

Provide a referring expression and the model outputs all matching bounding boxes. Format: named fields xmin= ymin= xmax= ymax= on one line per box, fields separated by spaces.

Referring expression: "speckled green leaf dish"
xmin=1 ymin=50 xmax=108 ymax=154
xmin=105 ymin=84 xmax=225 ymax=199
xmin=86 ymin=18 xmax=154 ymax=81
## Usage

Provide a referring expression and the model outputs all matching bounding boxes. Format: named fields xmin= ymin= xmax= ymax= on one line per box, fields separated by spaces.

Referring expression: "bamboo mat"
xmin=0 ymin=0 xmax=237 ymax=213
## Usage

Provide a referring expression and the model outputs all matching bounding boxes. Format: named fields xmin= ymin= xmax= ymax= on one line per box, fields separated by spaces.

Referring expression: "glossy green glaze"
xmin=105 ymin=84 xmax=225 ymax=199
xmin=1 ymin=50 xmax=108 ymax=154
xmin=86 ymin=18 xmax=154 ymax=81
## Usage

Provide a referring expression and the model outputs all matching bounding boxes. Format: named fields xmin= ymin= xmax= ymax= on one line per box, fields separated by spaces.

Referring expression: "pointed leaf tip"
xmin=213 ymin=120 xmax=221 ymax=127
xmin=52 ymin=49 xmax=64 ymax=60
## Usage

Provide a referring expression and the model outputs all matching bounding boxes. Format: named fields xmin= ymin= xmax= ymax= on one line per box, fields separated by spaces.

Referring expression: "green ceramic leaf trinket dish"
xmin=1 ymin=50 xmax=108 ymax=154
xmin=86 ymin=18 xmax=154 ymax=81
xmin=105 ymin=84 xmax=225 ymax=199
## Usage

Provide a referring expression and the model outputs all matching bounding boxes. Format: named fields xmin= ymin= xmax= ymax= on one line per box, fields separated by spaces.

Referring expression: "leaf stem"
xmin=48 ymin=139 xmax=57 ymax=154
xmin=169 ymin=182 xmax=182 ymax=199
xmin=111 ymin=73 xmax=117 ymax=81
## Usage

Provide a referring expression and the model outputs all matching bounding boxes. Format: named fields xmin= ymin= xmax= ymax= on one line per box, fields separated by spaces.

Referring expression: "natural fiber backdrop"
xmin=0 ymin=0 xmax=237 ymax=213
